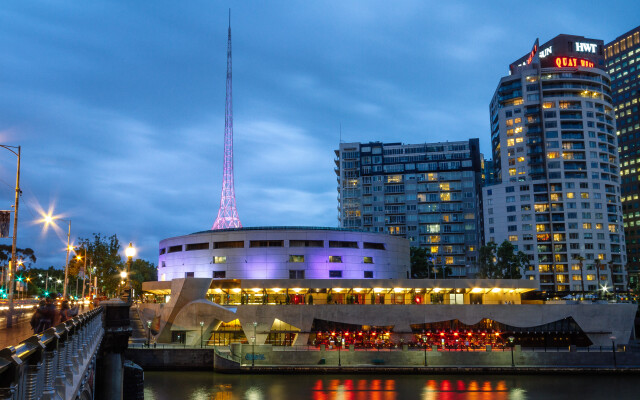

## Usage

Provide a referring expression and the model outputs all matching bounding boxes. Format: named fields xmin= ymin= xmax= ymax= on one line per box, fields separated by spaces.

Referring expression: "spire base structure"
xmin=213 ymin=10 xmax=242 ymax=230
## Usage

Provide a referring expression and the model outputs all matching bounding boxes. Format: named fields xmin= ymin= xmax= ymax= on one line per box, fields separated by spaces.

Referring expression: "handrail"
xmin=0 ymin=307 xmax=104 ymax=399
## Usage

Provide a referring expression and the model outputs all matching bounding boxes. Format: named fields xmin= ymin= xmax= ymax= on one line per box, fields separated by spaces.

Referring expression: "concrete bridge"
xmin=0 ymin=301 xmax=134 ymax=400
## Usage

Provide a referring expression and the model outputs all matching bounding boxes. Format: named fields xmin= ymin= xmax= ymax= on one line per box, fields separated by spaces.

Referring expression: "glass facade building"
xmin=335 ymin=140 xmax=483 ymax=278
xmin=483 ymin=34 xmax=626 ymax=294
xmin=605 ymin=26 xmax=640 ymax=281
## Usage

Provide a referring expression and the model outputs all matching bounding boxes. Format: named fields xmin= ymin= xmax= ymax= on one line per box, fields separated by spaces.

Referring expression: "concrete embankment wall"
xmin=125 ymin=348 xmax=214 ymax=370
xmin=126 ymin=345 xmax=640 ymax=372
xmin=234 ymin=344 xmax=640 ymax=368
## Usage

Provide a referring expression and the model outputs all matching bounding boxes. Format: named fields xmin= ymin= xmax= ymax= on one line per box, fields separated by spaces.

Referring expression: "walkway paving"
xmin=0 ymin=312 xmax=36 ymax=349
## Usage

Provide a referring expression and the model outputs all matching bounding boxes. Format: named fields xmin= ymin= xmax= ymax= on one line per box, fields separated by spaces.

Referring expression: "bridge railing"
xmin=0 ymin=307 xmax=104 ymax=400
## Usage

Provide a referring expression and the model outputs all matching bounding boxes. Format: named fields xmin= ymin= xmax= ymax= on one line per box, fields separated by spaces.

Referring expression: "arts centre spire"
xmin=212 ymin=10 xmax=242 ymax=230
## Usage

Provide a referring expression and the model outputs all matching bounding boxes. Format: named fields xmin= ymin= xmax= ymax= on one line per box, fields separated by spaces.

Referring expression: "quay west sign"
xmin=554 ymin=57 xmax=595 ymax=68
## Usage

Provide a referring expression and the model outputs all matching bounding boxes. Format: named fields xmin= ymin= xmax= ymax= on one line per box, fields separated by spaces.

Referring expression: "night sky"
xmin=1 ymin=1 xmax=637 ymax=267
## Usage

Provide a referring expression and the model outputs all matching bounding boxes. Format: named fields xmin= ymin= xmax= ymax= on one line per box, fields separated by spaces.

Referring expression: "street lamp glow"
xmin=43 ymin=214 xmax=53 ymax=225
xmin=120 ymin=271 xmax=128 ymax=279
xmin=125 ymin=243 xmax=136 ymax=259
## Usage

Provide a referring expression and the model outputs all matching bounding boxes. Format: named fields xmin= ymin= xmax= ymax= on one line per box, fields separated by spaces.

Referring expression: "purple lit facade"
xmin=213 ymin=14 xmax=242 ymax=230
xmin=158 ymin=227 xmax=410 ymax=281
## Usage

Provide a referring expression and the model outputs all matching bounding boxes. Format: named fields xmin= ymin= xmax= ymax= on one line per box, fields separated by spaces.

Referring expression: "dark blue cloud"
xmin=0 ymin=0 xmax=636 ymax=266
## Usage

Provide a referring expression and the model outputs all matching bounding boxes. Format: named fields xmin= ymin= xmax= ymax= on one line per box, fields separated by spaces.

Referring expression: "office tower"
xmin=605 ymin=26 xmax=640 ymax=285
xmin=336 ymin=139 xmax=483 ymax=278
xmin=483 ymin=35 xmax=626 ymax=294
xmin=213 ymin=13 xmax=242 ymax=229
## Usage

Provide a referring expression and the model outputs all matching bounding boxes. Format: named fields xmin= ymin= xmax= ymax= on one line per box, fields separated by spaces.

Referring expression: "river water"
xmin=144 ymin=371 xmax=638 ymax=400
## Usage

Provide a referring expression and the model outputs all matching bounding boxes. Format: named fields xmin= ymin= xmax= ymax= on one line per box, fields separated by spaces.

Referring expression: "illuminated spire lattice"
xmin=213 ymin=13 xmax=242 ymax=230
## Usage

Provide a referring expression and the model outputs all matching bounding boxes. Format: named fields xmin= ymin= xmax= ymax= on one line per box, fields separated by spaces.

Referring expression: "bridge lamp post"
xmin=124 ymin=243 xmax=136 ymax=303
xmin=508 ymin=336 xmax=515 ymax=367
xmin=200 ymin=321 xmax=204 ymax=348
xmin=119 ymin=271 xmax=127 ymax=298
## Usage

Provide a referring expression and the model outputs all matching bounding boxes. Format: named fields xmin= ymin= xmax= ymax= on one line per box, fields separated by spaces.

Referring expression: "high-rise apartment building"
xmin=483 ymin=34 xmax=626 ymax=294
xmin=335 ymin=140 xmax=483 ymax=277
xmin=605 ymin=26 xmax=640 ymax=281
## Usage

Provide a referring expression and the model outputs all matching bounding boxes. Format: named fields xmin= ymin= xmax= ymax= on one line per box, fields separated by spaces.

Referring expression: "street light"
xmin=147 ymin=320 xmax=152 ymax=347
xmin=508 ymin=336 xmax=515 ymax=367
xmin=252 ymin=321 xmax=257 ymax=367
xmin=610 ymin=335 xmax=617 ymax=368
xmin=423 ymin=336 xmax=428 ymax=366
xmin=41 ymin=214 xmax=72 ymax=300
xmin=338 ymin=334 xmax=342 ymax=367
xmin=123 ymin=242 xmax=136 ymax=303
xmin=1 ymin=144 xmax=21 ymax=328
xmin=200 ymin=321 xmax=204 ymax=348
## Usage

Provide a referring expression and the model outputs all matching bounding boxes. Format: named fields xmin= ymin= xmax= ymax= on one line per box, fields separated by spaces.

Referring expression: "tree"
xmin=129 ymin=259 xmax=157 ymax=298
xmin=477 ymin=241 xmax=527 ymax=279
xmin=576 ymin=256 xmax=586 ymax=296
xmin=497 ymin=240 xmax=526 ymax=279
xmin=23 ymin=266 xmax=65 ymax=296
xmin=75 ymin=233 xmax=124 ymax=297
xmin=0 ymin=245 xmax=36 ymax=268
xmin=477 ymin=242 xmax=500 ymax=279
xmin=410 ymin=247 xmax=432 ymax=279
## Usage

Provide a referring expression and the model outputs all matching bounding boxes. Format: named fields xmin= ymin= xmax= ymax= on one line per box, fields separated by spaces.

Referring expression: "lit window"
xmin=583 ymin=223 xmax=592 ymax=229
xmin=363 ymin=257 xmax=373 ymax=264
xmin=508 ymin=235 xmax=518 ymax=242
xmin=509 ymin=168 xmax=516 ymax=176
xmin=289 ymin=255 xmax=304 ymax=263
xmin=581 ymin=193 xmax=589 ymax=199
xmin=329 ymin=256 xmax=342 ymax=263
xmin=507 ymin=139 xmax=515 ymax=146
xmin=213 ymin=256 xmax=227 ymax=264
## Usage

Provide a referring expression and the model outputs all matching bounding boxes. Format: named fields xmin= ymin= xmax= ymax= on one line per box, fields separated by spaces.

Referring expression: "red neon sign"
xmin=526 ymin=43 xmax=538 ymax=65
xmin=554 ymin=57 xmax=594 ymax=68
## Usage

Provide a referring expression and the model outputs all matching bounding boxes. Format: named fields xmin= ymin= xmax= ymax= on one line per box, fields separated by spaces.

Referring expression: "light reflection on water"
xmin=143 ymin=372 xmax=638 ymax=400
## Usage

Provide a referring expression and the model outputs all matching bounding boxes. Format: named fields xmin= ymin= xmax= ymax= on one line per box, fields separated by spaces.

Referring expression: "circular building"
xmin=158 ymin=227 xmax=410 ymax=281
